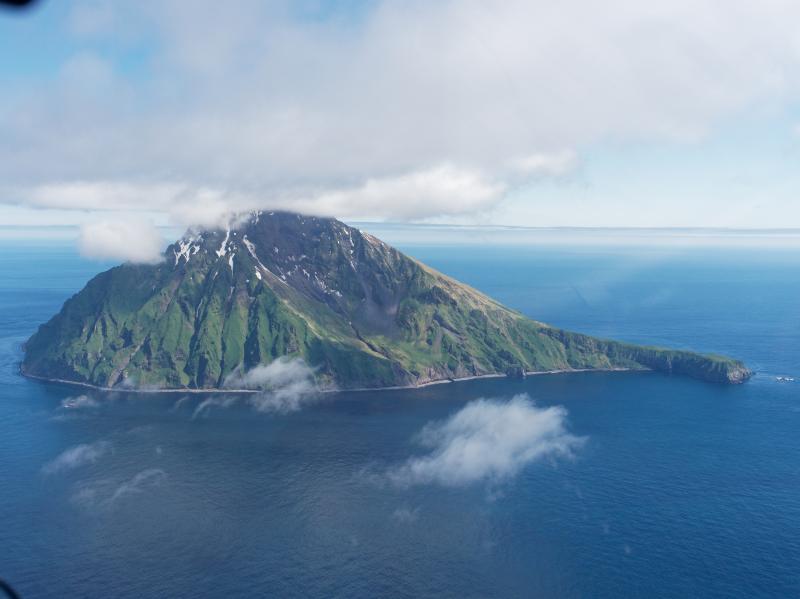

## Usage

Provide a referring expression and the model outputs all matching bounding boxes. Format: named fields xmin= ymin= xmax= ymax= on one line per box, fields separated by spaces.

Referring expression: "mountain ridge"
xmin=22 ymin=211 xmax=752 ymax=390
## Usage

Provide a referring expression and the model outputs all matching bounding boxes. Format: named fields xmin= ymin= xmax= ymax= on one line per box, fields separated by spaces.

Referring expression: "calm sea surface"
xmin=1 ymin=240 xmax=799 ymax=598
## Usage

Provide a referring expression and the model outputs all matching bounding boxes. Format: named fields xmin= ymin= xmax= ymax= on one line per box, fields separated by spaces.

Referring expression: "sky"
xmin=3 ymin=0 xmax=800 ymax=250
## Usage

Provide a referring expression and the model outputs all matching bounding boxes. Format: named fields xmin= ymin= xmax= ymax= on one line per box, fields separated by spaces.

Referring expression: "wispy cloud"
xmin=391 ymin=506 xmax=420 ymax=524
xmin=108 ymin=469 xmax=167 ymax=504
xmin=42 ymin=440 xmax=112 ymax=475
xmin=60 ymin=394 xmax=100 ymax=410
xmin=387 ymin=394 xmax=583 ymax=487
xmin=171 ymin=395 xmax=192 ymax=412
xmin=71 ymin=468 xmax=168 ymax=509
xmin=191 ymin=395 xmax=238 ymax=419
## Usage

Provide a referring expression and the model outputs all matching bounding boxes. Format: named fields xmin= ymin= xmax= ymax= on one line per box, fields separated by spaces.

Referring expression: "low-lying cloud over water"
xmin=190 ymin=358 xmax=319 ymax=418
xmin=223 ymin=356 xmax=314 ymax=390
xmin=108 ymin=468 xmax=167 ymax=504
xmin=60 ymin=394 xmax=100 ymax=410
xmin=388 ymin=394 xmax=583 ymax=487
xmin=42 ymin=440 xmax=112 ymax=475
xmin=224 ymin=357 xmax=319 ymax=414
xmin=191 ymin=395 xmax=238 ymax=420
xmin=71 ymin=468 xmax=168 ymax=510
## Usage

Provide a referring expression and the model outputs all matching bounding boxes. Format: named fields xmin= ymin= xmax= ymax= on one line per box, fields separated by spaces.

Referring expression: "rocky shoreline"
xmin=21 ymin=364 xmax=647 ymax=395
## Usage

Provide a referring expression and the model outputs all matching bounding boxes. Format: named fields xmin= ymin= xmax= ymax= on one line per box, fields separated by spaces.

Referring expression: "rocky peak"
xmin=166 ymin=211 xmax=421 ymax=336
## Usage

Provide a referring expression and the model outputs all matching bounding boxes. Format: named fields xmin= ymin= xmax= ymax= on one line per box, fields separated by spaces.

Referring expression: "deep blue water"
xmin=1 ymin=241 xmax=799 ymax=598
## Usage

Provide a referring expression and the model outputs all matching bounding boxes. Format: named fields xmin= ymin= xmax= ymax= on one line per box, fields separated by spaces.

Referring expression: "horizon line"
xmin=4 ymin=223 xmax=800 ymax=234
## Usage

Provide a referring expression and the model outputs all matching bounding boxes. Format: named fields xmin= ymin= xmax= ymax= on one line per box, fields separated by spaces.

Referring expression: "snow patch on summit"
xmin=243 ymin=235 xmax=286 ymax=286
xmin=174 ymin=236 xmax=201 ymax=265
xmin=216 ymin=229 xmax=231 ymax=258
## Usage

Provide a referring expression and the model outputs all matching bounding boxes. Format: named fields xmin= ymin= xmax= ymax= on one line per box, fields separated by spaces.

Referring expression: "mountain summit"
xmin=22 ymin=212 xmax=751 ymax=390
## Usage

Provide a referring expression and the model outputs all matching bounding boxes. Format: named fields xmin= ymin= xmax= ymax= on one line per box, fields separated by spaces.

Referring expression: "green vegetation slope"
xmin=22 ymin=212 xmax=751 ymax=389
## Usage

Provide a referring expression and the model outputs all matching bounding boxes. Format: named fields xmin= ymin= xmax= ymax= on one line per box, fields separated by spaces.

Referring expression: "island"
xmin=21 ymin=211 xmax=752 ymax=390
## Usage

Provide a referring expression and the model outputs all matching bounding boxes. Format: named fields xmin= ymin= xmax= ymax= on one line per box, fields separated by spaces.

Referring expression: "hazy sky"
xmin=2 ymin=0 xmax=800 ymax=236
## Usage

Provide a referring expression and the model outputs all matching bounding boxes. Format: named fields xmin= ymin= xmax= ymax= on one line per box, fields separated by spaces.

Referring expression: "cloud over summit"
xmin=78 ymin=219 xmax=164 ymax=264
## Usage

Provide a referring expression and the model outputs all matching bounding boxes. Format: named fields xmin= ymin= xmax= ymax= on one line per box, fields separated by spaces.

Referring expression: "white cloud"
xmin=18 ymin=166 xmax=503 ymax=225
xmin=190 ymin=359 xmax=319 ymax=418
xmin=297 ymin=166 xmax=505 ymax=221
xmin=78 ymin=218 xmax=165 ymax=263
xmin=167 ymin=187 xmax=243 ymax=229
xmin=25 ymin=181 xmax=182 ymax=212
xmin=4 ymin=0 xmax=800 ymax=225
xmin=388 ymin=394 xmax=583 ymax=487
xmin=42 ymin=440 xmax=112 ymax=475
xmin=224 ymin=357 xmax=313 ymax=389
xmin=223 ymin=357 xmax=319 ymax=414
xmin=509 ymin=150 xmax=578 ymax=178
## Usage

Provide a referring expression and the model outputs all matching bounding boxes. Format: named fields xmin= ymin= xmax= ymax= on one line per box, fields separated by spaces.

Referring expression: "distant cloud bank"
xmin=4 ymin=0 xmax=799 ymax=228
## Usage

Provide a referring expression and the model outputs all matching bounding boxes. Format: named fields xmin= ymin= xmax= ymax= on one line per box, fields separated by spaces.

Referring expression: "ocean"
xmin=1 ymin=238 xmax=798 ymax=598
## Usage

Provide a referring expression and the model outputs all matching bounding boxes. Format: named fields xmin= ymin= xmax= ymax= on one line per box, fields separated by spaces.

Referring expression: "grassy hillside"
xmin=22 ymin=212 xmax=751 ymax=389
